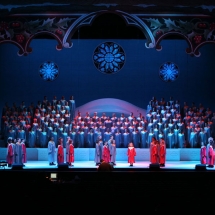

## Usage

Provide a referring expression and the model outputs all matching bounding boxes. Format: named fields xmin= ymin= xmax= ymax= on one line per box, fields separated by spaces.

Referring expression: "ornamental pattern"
xmin=39 ymin=61 xmax=59 ymax=81
xmin=93 ymin=42 xmax=125 ymax=74
xmin=159 ymin=62 xmax=179 ymax=82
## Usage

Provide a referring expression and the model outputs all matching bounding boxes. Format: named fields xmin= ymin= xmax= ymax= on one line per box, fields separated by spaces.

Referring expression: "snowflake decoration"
xmin=159 ymin=62 xmax=179 ymax=82
xmin=93 ymin=42 xmax=125 ymax=74
xmin=39 ymin=61 xmax=59 ymax=81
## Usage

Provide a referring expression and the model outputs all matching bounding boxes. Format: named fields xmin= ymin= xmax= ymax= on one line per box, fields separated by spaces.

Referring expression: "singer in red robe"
xmin=200 ymin=144 xmax=207 ymax=164
xmin=127 ymin=142 xmax=136 ymax=166
xmin=6 ymin=138 xmax=13 ymax=167
xmin=102 ymin=142 xmax=110 ymax=163
xmin=21 ymin=139 xmax=27 ymax=164
xmin=159 ymin=138 xmax=166 ymax=167
xmin=208 ymin=145 xmax=214 ymax=168
xmin=57 ymin=138 xmax=64 ymax=164
xmin=151 ymin=139 xmax=158 ymax=164
xmin=150 ymin=137 xmax=158 ymax=163
xmin=68 ymin=139 xmax=74 ymax=166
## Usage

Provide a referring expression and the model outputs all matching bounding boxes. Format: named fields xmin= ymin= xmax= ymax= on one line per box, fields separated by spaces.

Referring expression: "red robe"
xmin=68 ymin=144 xmax=74 ymax=163
xmin=208 ymin=146 xmax=214 ymax=166
xmin=151 ymin=144 xmax=158 ymax=164
xmin=159 ymin=142 xmax=166 ymax=164
xmin=127 ymin=147 xmax=136 ymax=164
xmin=21 ymin=143 xmax=27 ymax=163
xmin=57 ymin=145 xmax=64 ymax=164
xmin=200 ymin=146 xmax=206 ymax=164
xmin=102 ymin=146 xmax=110 ymax=163
xmin=7 ymin=144 xmax=13 ymax=165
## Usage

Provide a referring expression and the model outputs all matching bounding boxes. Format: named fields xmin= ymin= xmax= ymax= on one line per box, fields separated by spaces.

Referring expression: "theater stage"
xmin=0 ymin=160 xmax=214 ymax=171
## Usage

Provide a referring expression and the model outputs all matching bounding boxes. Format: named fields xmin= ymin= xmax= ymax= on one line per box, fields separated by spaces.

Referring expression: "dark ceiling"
xmin=0 ymin=0 xmax=215 ymax=15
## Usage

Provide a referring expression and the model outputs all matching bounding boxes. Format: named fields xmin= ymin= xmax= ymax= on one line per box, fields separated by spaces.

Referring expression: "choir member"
xmin=48 ymin=137 xmax=56 ymax=165
xmin=69 ymin=128 xmax=77 ymax=147
xmin=14 ymin=139 xmax=23 ymax=165
xmin=178 ymin=130 xmax=185 ymax=148
xmin=77 ymin=128 xmax=84 ymax=148
xmin=95 ymin=138 xmax=102 ymax=166
xmin=127 ymin=142 xmax=136 ymax=166
xmin=147 ymin=128 xmax=155 ymax=148
xmin=21 ymin=139 xmax=27 ymax=165
xmin=206 ymin=137 xmax=214 ymax=165
xmin=87 ymin=128 xmax=94 ymax=148
xmin=104 ymin=128 xmax=112 ymax=143
xmin=51 ymin=127 xmax=58 ymax=147
xmin=167 ymin=129 xmax=174 ymax=148
xmin=159 ymin=138 xmax=166 ymax=167
xmin=69 ymin=96 xmax=76 ymax=122
xmin=102 ymin=142 xmax=110 ymax=163
xmin=207 ymin=144 xmax=214 ymax=168
xmin=200 ymin=143 xmax=207 ymax=165
xmin=140 ymin=128 xmax=148 ymax=148
xmin=110 ymin=140 xmax=116 ymax=165
xmin=40 ymin=127 xmax=48 ymax=148
xmin=150 ymin=137 xmax=158 ymax=164
xmin=122 ymin=128 xmax=129 ymax=148
xmin=189 ymin=128 xmax=198 ymax=148
xmin=57 ymin=138 xmax=64 ymax=164
xmin=6 ymin=138 xmax=13 ymax=167
xmin=115 ymin=129 xmax=122 ymax=148
xmin=131 ymin=129 xmax=140 ymax=148
xmin=67 ymin=139 xmax=75 ymax=166
xmin=199 ymin=128 xmax=207 ymax=147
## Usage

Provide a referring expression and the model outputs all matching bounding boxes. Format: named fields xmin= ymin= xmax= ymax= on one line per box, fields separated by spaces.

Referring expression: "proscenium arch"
xmin=63 ymin=10 xmax=155 ymax=49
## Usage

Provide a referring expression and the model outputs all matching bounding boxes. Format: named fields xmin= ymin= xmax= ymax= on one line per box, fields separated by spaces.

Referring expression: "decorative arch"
xmin=155 ymin=32 xmax=193 ymax=54
xmin=0 ymin=11 xmax=215 ymax=56
xmin=26 ymin=31 xmax=64 ymax=55
xmin=0 ymin=39 xmax=25 ymax=56
xmin=63 ymin=10 xmax=155 ymax=49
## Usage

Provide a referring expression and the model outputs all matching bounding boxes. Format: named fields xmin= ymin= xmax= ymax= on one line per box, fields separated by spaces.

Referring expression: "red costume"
xmin=127 ymin=146 xmax=136 ymax=164
xmin=151 ymin=142 xmax=158 ymax=164
xmin=68 ymin=143 xmax=74 ymax=163
xmin=159 ymin=140 xmax=166 ymax=166
xmin=102 ymin=145 xmax=110 ymax=163
xmin=57 ymin=144 xmax=64 ymax=164
xmin=21 ymin=143 xmax=27 ymax=163
xmin=200 ymin=146 xmax=206 ymax=164
xmin=7 ymin=143 xmax=13 ymax=166
xmin=208 ymin=145 xmax=214 ymax=167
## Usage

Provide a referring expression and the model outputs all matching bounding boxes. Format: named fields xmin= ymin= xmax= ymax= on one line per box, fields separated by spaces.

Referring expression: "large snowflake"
xmin=39 ymin=61 xmax=59 ymax=81
xmin=159 ymin=62 xmax=179 ymax=82
xmin=93 ymin=42 xmax=125 ymax=74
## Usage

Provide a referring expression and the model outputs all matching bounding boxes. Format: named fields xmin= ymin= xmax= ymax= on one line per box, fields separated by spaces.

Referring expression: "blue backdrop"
xmin=0 ymin=39 xmax=215 ymax=117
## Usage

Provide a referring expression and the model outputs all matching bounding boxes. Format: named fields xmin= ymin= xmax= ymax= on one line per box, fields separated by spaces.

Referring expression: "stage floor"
xmin=1 ymin=161 xmax=214 ymax=171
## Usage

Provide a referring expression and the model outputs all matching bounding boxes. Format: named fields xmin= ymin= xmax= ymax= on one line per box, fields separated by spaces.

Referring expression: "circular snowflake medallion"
xmin=93 ymin=42 xmax=125 ymax=74
xmin=159 ymin=62 xmax=179 ymax=82
xmin=39 ymin=61 xmax=59 ymax=81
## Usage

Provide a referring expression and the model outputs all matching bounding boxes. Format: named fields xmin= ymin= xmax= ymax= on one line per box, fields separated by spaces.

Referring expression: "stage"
xmin=1 ymin=160 xmax=214 ymax=171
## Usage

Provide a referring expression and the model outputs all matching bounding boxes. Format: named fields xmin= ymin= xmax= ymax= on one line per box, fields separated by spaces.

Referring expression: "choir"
xmin=2 ymin=95 xmax=215 ymax=167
